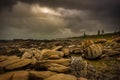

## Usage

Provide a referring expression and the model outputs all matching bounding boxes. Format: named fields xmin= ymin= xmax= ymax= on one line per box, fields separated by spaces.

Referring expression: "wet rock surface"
xmin=0 ymin=38 xmax=120 ymax=80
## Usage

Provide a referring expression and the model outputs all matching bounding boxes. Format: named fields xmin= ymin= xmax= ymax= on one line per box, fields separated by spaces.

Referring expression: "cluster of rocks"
xmin=0 ymin=53 xmax=87 ymax=80
xmin=0 ymin=37 xmax=120 ymax=80
xmin=0 ymin=70 xmax=88 ymax=80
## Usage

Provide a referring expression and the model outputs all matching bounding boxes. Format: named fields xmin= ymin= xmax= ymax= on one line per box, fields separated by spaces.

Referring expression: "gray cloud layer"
xmin=0 ymin=0 xmax=120 ymax=39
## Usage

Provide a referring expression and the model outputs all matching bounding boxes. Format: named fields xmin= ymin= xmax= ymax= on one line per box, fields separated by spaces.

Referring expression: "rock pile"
xmin=0 ymin=37 xmax=120 ymax=80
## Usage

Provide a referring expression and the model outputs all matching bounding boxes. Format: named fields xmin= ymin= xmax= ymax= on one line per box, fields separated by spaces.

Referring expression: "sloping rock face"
xmin=29 ymin=71 xmax=57 ymax=80
xmin=0 ymin=56 xmax=32 ymax=71
xmin=5 ymin=59 xmax=32 ymax=70
xmin=0 ymin=70 xmax=78 ymax=80
xmin=0 ymin=71 xmax=29 ymax=80
xmin=12 ymin=71 xmax=29 ymax=80
xmin=45 ymin=74 xmax=77 ymax=80
xmin=46 ymin=58 xmax=71 ymax=66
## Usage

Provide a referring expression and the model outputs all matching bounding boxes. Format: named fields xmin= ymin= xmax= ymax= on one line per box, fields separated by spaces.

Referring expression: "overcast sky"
xmin=0 ymin=0 xmax=120 ymax=39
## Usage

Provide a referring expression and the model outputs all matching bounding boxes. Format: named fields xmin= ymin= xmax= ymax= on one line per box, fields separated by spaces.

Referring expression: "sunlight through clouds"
xmin=31 ymin=5 xmax=61 ymax=16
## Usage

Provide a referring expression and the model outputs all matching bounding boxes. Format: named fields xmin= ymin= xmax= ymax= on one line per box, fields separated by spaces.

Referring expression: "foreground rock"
xmin=41 ymin=49 xmax=64 ymax=59
xmin=0 ymin=71 xmax=13 ymax=80
xmin=52 ymin=46 xmax=63 ymax=51
xmin=0 ymin=56 xmax=8 ymax=62
xmin=0 ymin=57 xmax=32 ymax=70
xmin=46 ymin=58 xmax=71 ymax=66
xmin=45 ymin=74 xmax=77 ymax=80
xmin=12 ymin=71 xmax=29 ymax=80
xmin=83 ymin=44 xmax=102 ymax=59
xmin=29 ymin=71 xmax=56 ymax=80
xmin=103 ymin=49 xmax=120 ymax=56
xmin=5 ymin=59 xmax=31 ymax=70
xmin=46 ymin=63 xmax=70 ymax=73
xmin=0 ymin=58 xmax=21 ymax=67
xmin=114 ymin=37 xmax=120 ymax=43
xmin=0 ymin=71 xmax=28 ymax=80
xmin=95 ymin=39 xmax=107 ymax=43
xmin=78 ymin=77 xmax=88 ymax=80
xmin=61 ymin=48 xmax=71 ymax=56
xmin=22 ymin=48 xmax=41 ymax=60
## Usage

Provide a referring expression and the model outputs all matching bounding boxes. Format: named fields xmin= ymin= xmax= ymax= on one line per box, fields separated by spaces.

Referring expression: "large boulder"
xmin=45 ymin=74 xmax=77 ymax=80
xmin=82 ymin=42 xmax=103 ymax=59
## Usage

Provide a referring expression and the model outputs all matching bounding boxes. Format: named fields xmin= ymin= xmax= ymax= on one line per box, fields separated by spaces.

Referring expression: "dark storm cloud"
xmin=0 ymin=0 xmax=120 ymax=39
xmin=1 ymin=0 xmax=120 ymax=14
xmin=1 ymin=0 xmax=120 ymax=21
xmin=0 ymin=0 xmax=18 ymax=11
xmin=1 ymin=0 xmax=120 ymax=26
